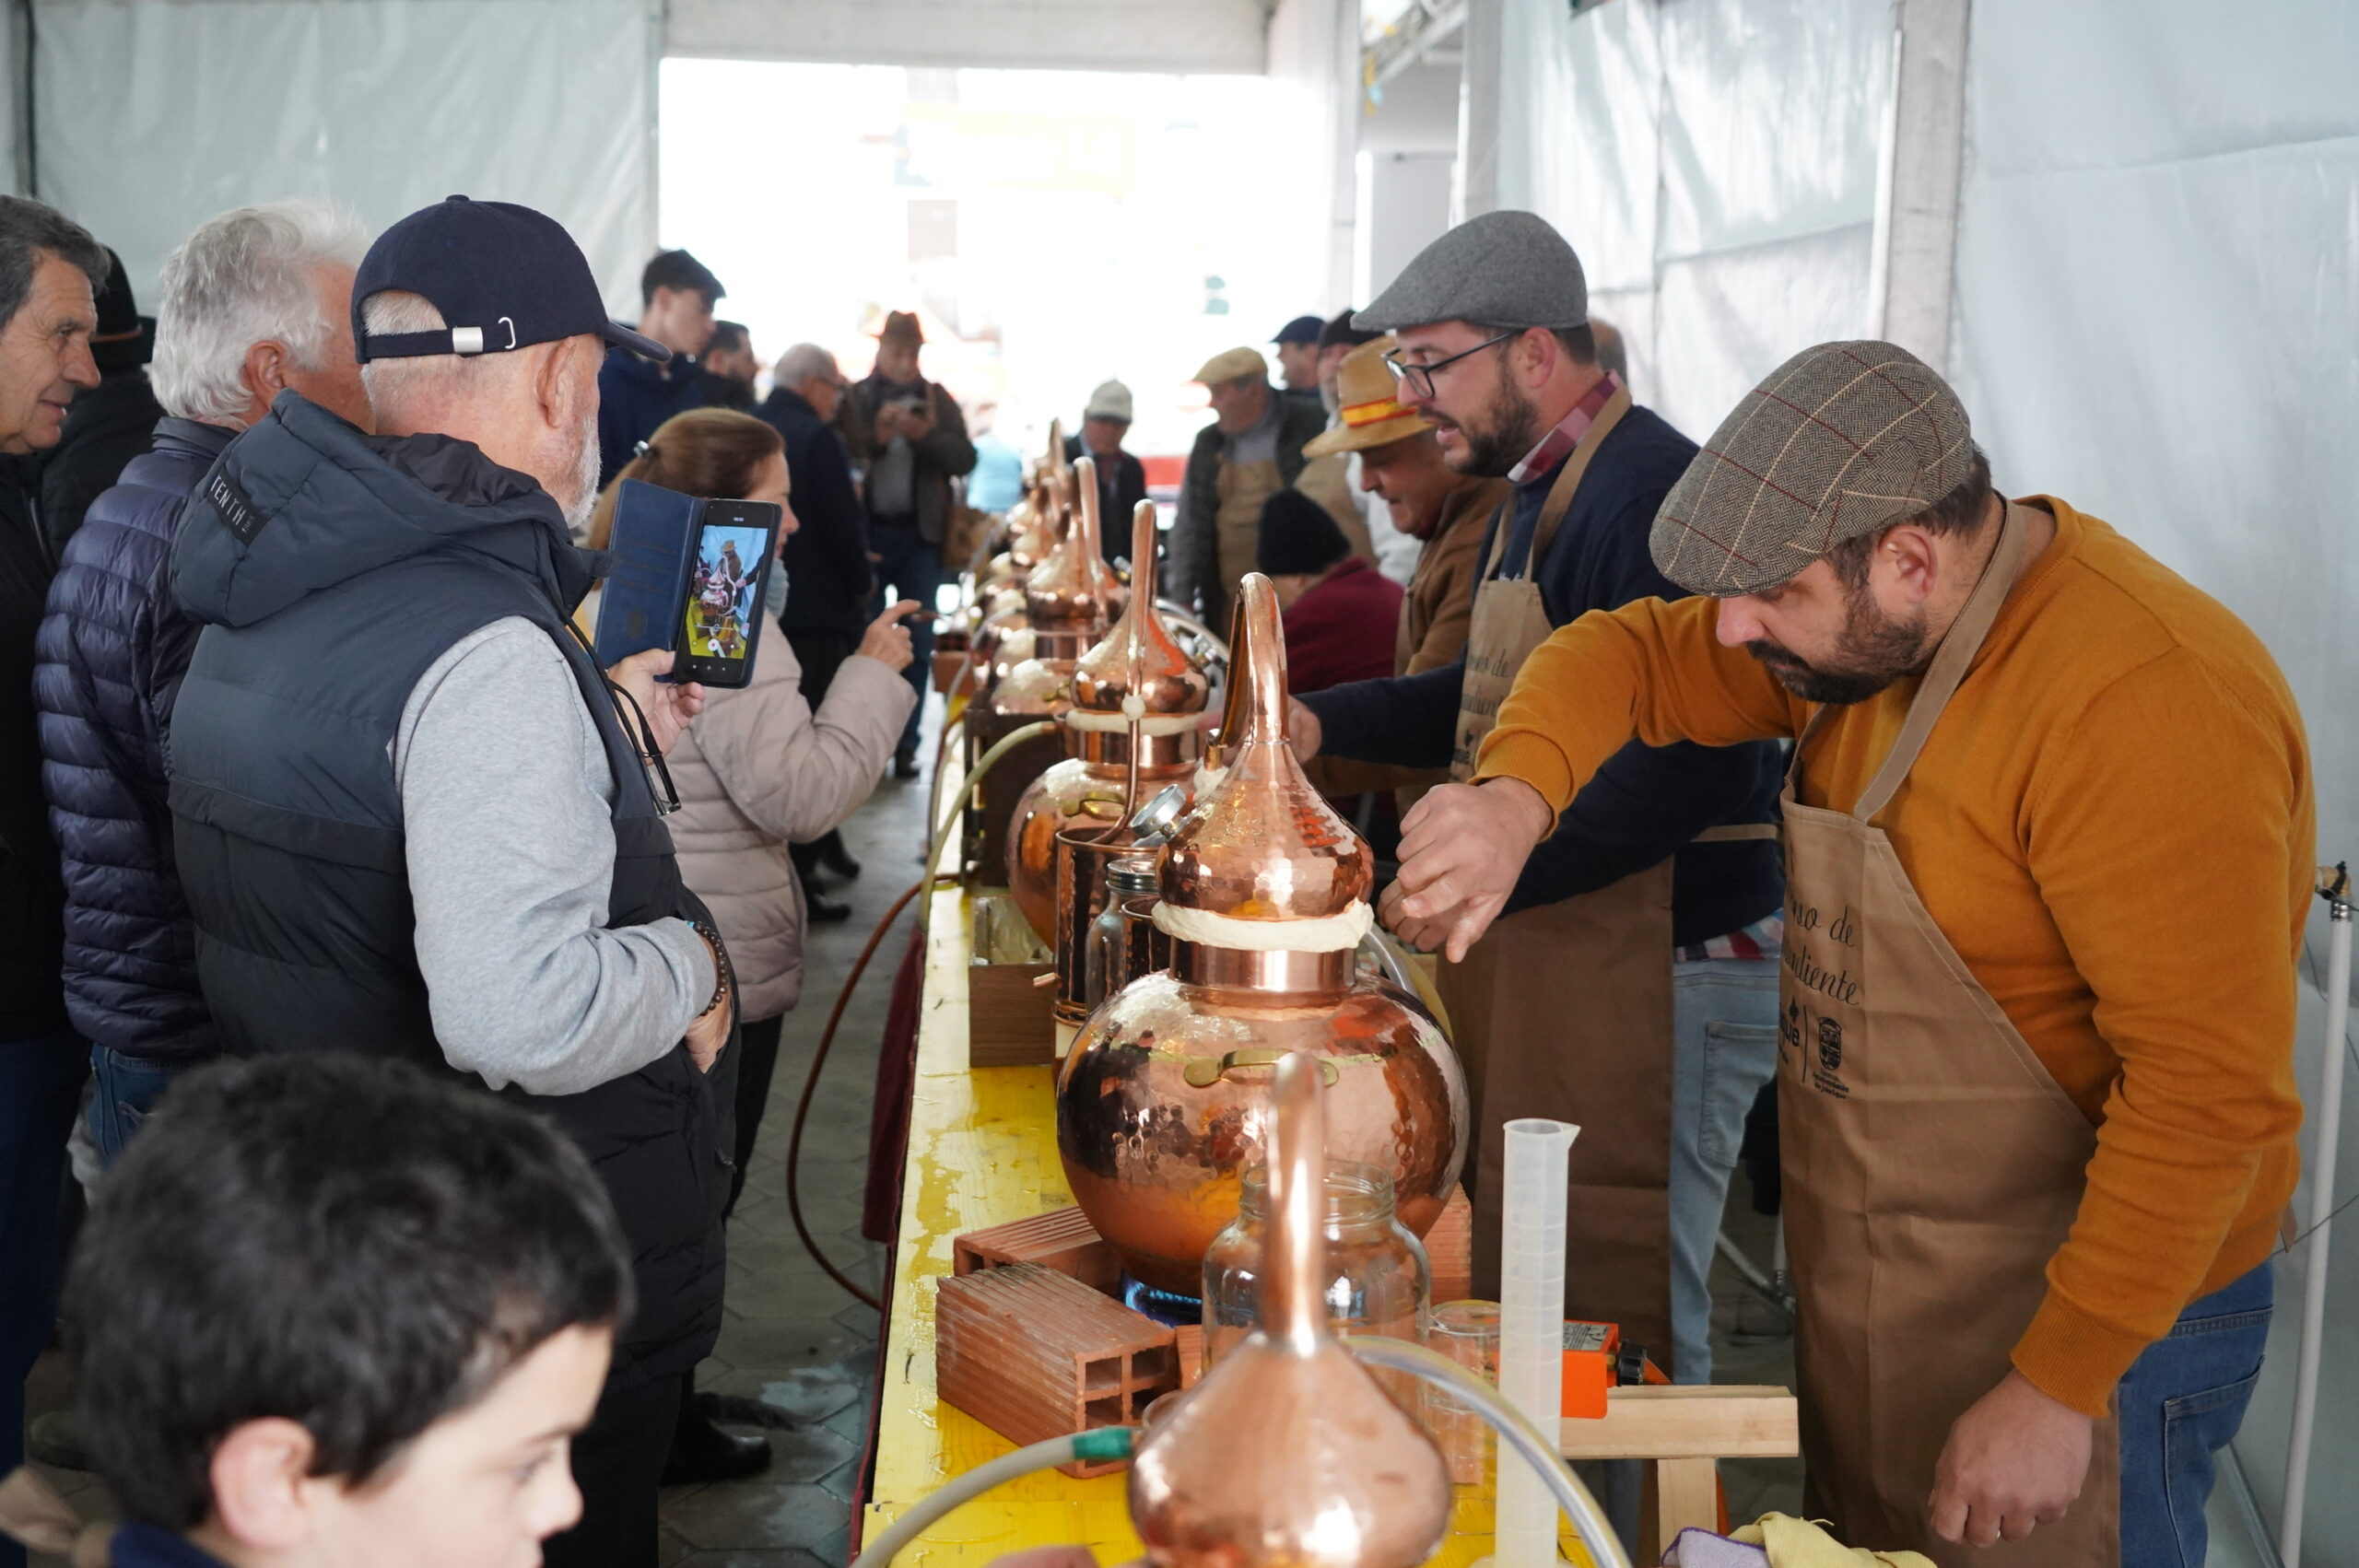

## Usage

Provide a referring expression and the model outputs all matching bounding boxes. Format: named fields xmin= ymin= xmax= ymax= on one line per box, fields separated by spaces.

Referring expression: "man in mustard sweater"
xmin=1382 ymin=341 xmax=2308 ymax=1566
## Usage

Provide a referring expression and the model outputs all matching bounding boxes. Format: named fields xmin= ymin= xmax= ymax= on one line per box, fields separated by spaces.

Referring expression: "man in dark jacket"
xmin=757 ymin=341 xmax=871 ymax=903
xmin=1167 ymin=345 xmax=1329 ymax=632
xmin=167 ymin=196 xmax=731 ymax=1568
xmin=32 ymin=248 xmax=163 ymax=557
xmin=594 ymin=247 xmax=723 ymax=486
xmin=698 ymin=319 xmax=757 ymax=412
xmin=1062 ymin=379 xmax=1149 ymax=566
xmin=1260 ymin=488 xmax=1401 ymax=696
xmin=835 ymin=310 xmax=975 ymax=773
xmin=34 ymin=200 xmax=370 ymax=1165
xmin=1287 ymin=212 xmax=1784 ymax=1386
xmin=0 ymin=193 xmax=105 ymax=1568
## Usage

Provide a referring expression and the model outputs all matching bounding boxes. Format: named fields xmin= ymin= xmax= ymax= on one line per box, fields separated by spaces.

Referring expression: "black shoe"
xmin=818 ymin=834 xmax=863 ymax=881
xmin=663 ymin=1398 xmax=772 ymax=1486
xmin=892 ymin=748 xmax=921 ymax=779
xmin=808 ymin=893 xmax=854 ymax=923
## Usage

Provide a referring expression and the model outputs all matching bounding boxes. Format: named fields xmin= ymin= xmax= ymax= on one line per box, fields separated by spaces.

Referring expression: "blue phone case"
xmin=592 ymin=479 xmax=702 ymax=673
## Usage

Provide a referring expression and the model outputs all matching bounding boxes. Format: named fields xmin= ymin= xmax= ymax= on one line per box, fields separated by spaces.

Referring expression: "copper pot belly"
xmin=1055 ymin=960 xmax=1465 ymax=1295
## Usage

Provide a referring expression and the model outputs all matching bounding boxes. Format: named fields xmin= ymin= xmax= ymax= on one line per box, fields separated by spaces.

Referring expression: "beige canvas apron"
xmin=1778 ymin=501 xmax=2118 ymax=1564
xmin=1431 ymin=388 xmax=1766 ymax=1371
xmin=1213 ymin=455 xmax=1283 ymax=628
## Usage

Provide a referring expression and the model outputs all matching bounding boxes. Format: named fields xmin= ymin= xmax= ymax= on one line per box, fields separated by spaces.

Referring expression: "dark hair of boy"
xmin=639 ymin=249 xmax=723 ymax=309
xmin=65 ymin=1055 xmax=636 ymax=1531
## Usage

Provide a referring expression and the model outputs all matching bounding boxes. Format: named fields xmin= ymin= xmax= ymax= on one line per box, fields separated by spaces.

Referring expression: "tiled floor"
xmin=653 ymin=720 xmax=940 ymax=1568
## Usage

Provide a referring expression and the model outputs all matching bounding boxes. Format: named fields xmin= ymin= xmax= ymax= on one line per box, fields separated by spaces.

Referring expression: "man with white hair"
xmin=35 ymin=199 xmax=370 ymax=1165
xmin=165 ymin=196 xmax=733 ymax=1568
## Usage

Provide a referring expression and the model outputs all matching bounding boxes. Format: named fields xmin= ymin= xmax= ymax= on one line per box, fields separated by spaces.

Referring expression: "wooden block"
xmin=953 ymin=1207 xmax=1121 ymax=1295
xmin=1556 ymin=1385 xmax=1800 ymax=1461
xmin=967 ymin=961 xmax=1056 ymax=1067
xmin=935 ymin=1264 xmax=1180 ymax=1476
xmin=1426 ymin=1186 xmax=1473 ymax=1305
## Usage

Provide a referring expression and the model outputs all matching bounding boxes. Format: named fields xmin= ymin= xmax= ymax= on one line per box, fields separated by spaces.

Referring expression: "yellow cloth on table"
xmin=1731 ymin=1513 xmax=1936 ymax=1567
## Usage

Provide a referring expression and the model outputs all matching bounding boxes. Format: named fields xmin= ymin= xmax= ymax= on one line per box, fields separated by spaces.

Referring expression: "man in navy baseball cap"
xmin=351 ymin=193 xmax=668 ymax=366
xmin=166 ymin=193 xmax=733 ymax=1568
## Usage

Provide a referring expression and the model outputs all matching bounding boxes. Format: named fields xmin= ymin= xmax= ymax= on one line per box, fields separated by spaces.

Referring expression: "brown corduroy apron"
xmin=1778 ymin=501 xmax=2118 ymax=1564
xmin=1432 ymin=388 xmax=1767 ymax=1372
xmin=1213 ymin=455 xmax=1282 ymax=626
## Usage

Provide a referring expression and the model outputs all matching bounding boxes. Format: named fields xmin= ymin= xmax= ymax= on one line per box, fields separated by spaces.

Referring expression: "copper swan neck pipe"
xmin=1263 ymin=1052 xmax=1327 ymax=1356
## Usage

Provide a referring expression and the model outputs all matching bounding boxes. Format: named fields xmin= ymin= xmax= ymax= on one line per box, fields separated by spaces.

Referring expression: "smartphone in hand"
xmin=593 ymin=480 xmax=780 ymax=690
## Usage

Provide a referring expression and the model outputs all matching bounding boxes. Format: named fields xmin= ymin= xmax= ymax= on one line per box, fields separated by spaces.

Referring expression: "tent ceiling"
xmin=664 ymin=0 xmax=1275 ymax=74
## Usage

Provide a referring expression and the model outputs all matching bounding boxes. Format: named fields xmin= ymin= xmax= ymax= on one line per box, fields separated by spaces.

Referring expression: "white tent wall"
xmin=1474 ymin=0 xmax=2359 ymax=1561
xmin=1947 ymin=3 xmax=2359 ymax=1557
xmin=27 ymin=0 xmax=661 ymax=316
xmin=1486 ymin=0 xmax=1892 ymax=431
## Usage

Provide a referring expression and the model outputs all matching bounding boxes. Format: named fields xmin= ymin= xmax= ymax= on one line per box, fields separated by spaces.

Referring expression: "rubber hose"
xmin=850 ymin=1429 xmax=1134 ymax=1568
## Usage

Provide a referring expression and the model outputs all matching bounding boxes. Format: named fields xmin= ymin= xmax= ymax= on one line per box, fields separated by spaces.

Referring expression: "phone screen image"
xmin=683 ymin=522 xmax=766 ymax=666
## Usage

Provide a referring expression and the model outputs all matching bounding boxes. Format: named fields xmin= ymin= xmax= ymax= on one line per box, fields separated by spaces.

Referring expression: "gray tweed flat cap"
xmin=1651 ymin=340 xmax=1977 ymax=597
xmin=1355 ymin=210 xmax=1587 ymax=333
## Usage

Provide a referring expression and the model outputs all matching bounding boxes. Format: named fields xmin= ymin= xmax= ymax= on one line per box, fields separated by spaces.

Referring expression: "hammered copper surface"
xmin=1128 ymin=1056 xmax=1450 ymax=1568
xmin=1004 ymin=493 xmax=1207 ymax=940
xmin=1053 ymin=574 xmax=1465 ymax=1294
xmin=1162 ymin=574 xmax=1367 ymax=923
xmin=1055 ymin=970 xmax=1463 ymax=1293
xmin=1025 ymin=455 xmax=1122 ymax=638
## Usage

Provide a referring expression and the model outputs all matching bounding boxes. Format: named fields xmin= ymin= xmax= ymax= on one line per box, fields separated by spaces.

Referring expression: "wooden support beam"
xmin=1557 ymin=1385 xmax=1800 ymax=1461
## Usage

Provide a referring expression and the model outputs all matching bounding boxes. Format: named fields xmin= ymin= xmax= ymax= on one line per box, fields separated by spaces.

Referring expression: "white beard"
xmin=557 ymin=411 xmax=602 ymax=539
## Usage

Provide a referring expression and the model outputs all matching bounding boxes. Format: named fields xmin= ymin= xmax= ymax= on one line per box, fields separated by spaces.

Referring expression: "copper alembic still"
xmin=1129 ymin=1051 xmax=1451 ymax=1568
xmin=1054 ymin=571 xmax=1467 ymax=1309
xmin=966 ymin=452 xmax=1124 ymax=875
xmin=1005 ymin=492 xmax=1211 ymax=949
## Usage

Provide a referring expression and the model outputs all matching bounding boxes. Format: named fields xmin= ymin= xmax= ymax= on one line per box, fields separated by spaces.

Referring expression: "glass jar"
xmin=1422 ymin=1298 xmax=1502 ymax=1486
xmin=1082 ymin=853 xmax=1165 ymax=1011
xmin=1201 ymin=1160 xmax=1428 ymax=1392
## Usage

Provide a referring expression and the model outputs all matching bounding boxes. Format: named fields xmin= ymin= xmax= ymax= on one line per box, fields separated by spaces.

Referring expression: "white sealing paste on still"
xmin=1061 ymin=708 xmax=1203 ymax=735
xmin=1152 ymin=899 xmax=1373 ymax=953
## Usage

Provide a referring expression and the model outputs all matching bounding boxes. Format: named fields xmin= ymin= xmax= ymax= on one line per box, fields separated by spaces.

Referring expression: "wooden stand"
xmin=1556 ymin=1386 xmax=1802 ymax=1559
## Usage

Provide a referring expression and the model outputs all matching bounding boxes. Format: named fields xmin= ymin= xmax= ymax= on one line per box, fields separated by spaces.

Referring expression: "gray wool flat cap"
xmin=1355 ymin=210 xmax=1588 ymax=333
xmin=1651 ymin=340 xmax=1978 ymax=597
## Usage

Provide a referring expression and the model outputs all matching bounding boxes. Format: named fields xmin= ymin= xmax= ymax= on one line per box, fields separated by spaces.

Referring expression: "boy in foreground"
xmin=32 ymin=1054 xmax=633 ymax=1568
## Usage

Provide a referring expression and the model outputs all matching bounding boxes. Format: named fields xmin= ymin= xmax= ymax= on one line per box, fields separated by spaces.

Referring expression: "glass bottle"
xmin=1202 ymin=1160 xmax=1428 ymax=1400
xmin=1083 ymin=852 xmax=1165 ymax=1011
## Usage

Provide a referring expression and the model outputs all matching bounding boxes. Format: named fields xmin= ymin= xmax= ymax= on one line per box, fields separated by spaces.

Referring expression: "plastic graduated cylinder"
xmin=1497 ymin=1118 xmax=1579 ymax=1568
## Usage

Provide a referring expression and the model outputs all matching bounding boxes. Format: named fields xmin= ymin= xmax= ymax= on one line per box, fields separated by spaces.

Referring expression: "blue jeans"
xmin=2116 ymin=1261 xmax=2272 ymax=1565
xmin=1668 ymin=956 xmax=1781 ymax=1383
xmin=869 ymin=520 xmax=939 ymax=756
xmin=88 ymin=1046 xmax=193 ymax=1167
xmin=0 ymin=1030 xmax=85 ymax=1568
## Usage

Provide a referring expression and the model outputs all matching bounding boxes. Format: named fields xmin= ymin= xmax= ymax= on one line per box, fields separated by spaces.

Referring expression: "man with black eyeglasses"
xmin=1285 ymin=210 xmax=1785 ymax=1392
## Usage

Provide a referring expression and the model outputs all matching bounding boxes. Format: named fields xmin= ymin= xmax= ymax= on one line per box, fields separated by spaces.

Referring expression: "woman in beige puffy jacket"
xmin=590 ymin=410 xmax=921 ymax=1480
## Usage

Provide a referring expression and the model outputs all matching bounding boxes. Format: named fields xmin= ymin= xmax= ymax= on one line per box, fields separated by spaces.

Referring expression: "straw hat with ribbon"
xmin=1302 ymin=335 xmax=1433 ymax=458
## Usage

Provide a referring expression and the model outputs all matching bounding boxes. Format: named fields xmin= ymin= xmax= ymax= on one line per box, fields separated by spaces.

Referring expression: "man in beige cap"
xmin=1062 ymin=379 xmax=1146 ymax=565
xmin=1304 ymin=335 xmax=1507 ymax=679
xmin=1167 ymin=345 xmax=1351 ymax=631
xmin=1391 ymin=339 xmax=2307 ymax=1565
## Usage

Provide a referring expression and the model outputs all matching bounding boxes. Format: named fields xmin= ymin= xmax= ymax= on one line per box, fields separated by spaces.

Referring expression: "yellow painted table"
xmin=860 ymin=883 xmax=1524 ymax=1568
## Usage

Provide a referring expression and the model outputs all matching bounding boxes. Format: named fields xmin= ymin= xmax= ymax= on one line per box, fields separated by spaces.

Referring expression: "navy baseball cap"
xmin=352 ymin=195 xmax=670 ymax=364
xmin=1273 ymin=314 xmax=1326 ymax=345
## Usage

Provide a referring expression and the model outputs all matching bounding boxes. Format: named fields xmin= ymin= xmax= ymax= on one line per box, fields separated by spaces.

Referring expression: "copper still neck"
xmin=1124 ymin=1054 xmax=1450 ymax=1568
xmin=1158 ymin=574 xmax=1370 ymax=946
xmin=1023 ymin=453 xmax=1121 ymax=639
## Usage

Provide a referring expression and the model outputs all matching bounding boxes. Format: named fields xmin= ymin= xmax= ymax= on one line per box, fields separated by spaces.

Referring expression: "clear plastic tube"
xmin=1499 ymin=1118 xmax=1579 ymax=1568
